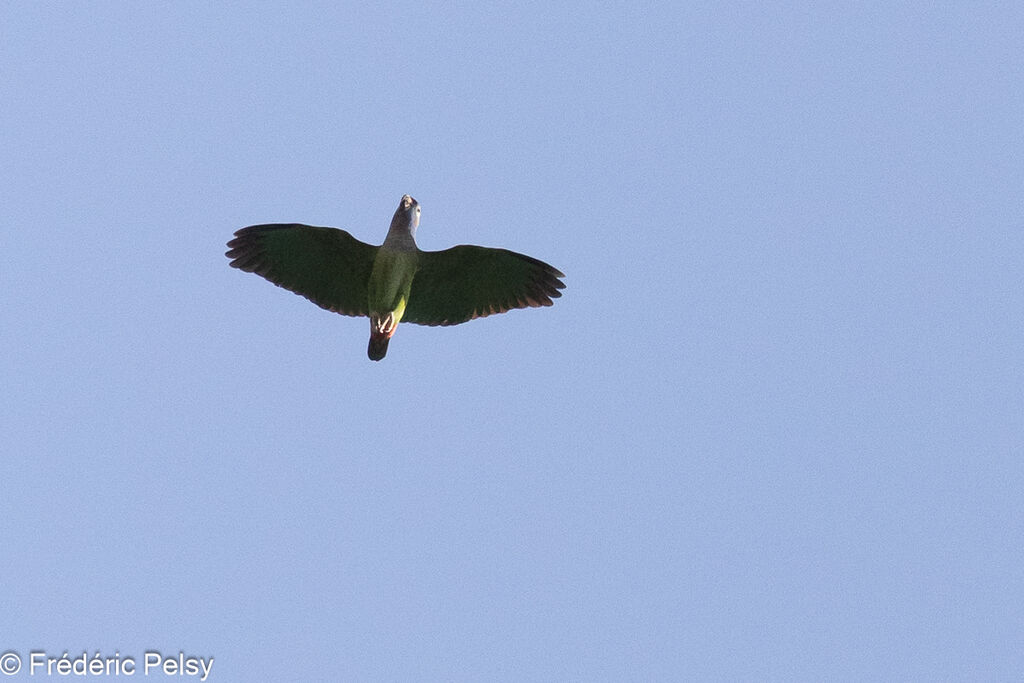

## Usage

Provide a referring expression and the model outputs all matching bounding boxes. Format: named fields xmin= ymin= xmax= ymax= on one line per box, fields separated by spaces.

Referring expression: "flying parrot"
xmin=226 ymin=195 xmax=565 ymax=360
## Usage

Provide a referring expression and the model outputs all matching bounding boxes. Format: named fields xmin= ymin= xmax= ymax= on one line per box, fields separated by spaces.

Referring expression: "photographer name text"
xmin=1 ymin=651 xmax=213 ymax=680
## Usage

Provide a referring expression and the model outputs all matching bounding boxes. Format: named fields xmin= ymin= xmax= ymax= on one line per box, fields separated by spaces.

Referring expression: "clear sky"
xmin=2 ymin=2 xmax=1022 ymax=680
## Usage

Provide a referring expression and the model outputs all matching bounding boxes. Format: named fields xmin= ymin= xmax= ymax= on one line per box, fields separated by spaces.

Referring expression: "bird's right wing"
xmin=226 ymin=224 xmax=378 ymax=317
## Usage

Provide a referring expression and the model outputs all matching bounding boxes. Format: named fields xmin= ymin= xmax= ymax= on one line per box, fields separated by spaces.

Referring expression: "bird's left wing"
xmin=403 ymin=245 xmax=565 ymax=326
xmin=226 ymin=224 xmax=378 ymax=317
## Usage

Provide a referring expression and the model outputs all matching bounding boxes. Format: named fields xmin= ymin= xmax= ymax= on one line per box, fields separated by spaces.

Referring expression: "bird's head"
xmin=391 ymin=194 xmax=421 ymax=234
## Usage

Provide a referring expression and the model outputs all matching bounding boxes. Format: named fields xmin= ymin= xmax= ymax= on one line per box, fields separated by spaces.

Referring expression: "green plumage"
xmin=225 ymin=224 xmax=377 ymax=318
xmin=404 ymin=245 xmax=564 ymax=326
xmin=367 ymin=248 xmax=417 ymax=321
xmin=226 ymin=195 xmax=565 ymax=360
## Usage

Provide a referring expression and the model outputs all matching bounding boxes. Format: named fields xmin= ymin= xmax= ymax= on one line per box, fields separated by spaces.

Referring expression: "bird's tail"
xmin=367 ymin=331 xmax=390 ymax=361
xmin=368 ymin=313 xmax=396 ymax=361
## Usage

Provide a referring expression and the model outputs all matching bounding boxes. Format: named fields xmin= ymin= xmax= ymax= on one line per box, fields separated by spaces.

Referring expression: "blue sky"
xmin=2 ymin=2 xmax=1022 ymax=680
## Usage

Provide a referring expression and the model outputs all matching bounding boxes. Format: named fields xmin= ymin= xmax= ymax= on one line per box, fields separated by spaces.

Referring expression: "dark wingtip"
xmin=226 ymin=225 xmax=290 ymax=271
xmin=225 ymin=226 xmax=264 ymax=269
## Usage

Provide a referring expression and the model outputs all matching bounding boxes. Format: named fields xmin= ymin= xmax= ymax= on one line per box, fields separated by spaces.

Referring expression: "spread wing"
xmin=226 ymin=224 xmax=378 ymax=317
xmin=403 ymin=245 xmax=565 ymax=326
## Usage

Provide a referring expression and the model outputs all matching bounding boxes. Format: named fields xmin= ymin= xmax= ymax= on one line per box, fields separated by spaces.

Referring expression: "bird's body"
xmin=366 ymin=248 xmax=417 ymax=360
xmin=226 ymin=195 xmax=564 ymax=360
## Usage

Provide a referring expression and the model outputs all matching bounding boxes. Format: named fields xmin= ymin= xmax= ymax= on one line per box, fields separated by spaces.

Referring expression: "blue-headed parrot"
xmin=226 ymin=195 xmax=565 ymax=360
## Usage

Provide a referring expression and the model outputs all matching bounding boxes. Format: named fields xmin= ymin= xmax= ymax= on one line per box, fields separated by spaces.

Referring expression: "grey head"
xmin=388 ymin=194 xmax=421 ymax=236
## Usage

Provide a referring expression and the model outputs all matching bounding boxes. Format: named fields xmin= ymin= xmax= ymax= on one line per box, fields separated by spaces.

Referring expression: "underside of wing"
xmin=226 ymin=224 xmax=378 ymax=317
xmin=403 ymin=244 xmax=565 ymax=326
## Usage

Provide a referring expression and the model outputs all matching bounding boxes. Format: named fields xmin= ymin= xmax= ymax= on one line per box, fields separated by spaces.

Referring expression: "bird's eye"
xmin=416 ymin=207 xmax=421 ymax=213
